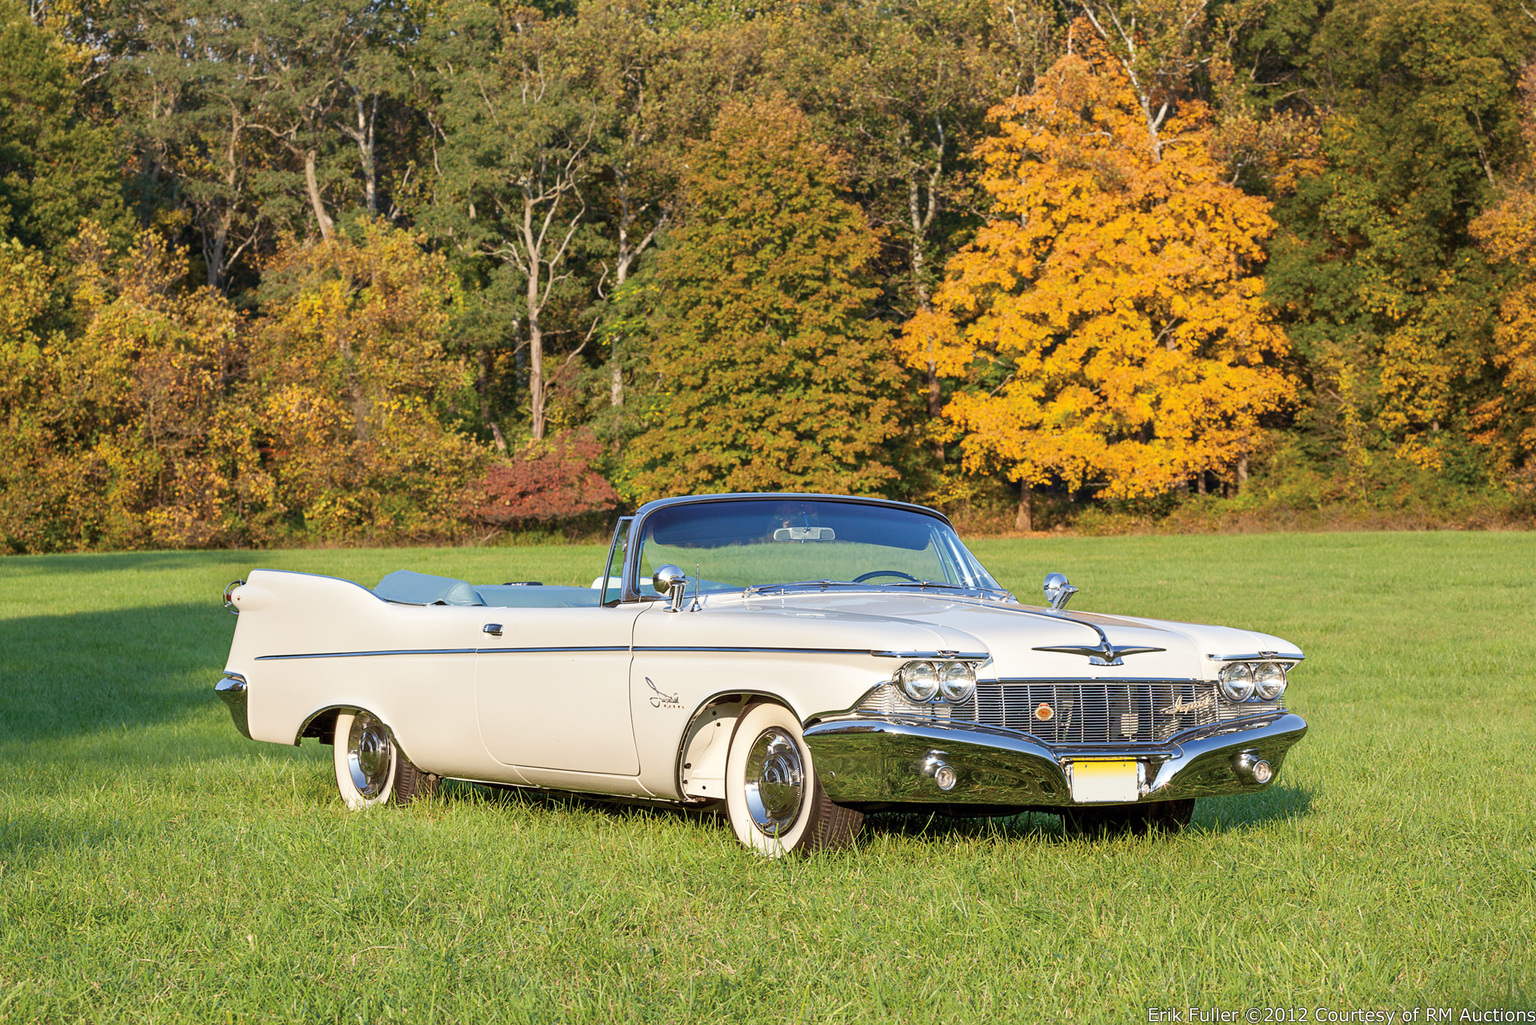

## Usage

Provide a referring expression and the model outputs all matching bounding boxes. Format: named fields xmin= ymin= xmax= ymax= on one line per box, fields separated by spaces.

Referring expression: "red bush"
xmin=471 ymin=430 xmax=619 ymax=526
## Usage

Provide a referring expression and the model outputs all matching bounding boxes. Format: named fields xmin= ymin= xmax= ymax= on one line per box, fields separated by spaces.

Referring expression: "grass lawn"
xmin=1 ymin=533 xmax=1533 ymax=1023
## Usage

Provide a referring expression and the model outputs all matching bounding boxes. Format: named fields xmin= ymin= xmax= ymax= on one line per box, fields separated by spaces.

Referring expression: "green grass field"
xmin=2 ymin=534 xmax=1533 ymax=1023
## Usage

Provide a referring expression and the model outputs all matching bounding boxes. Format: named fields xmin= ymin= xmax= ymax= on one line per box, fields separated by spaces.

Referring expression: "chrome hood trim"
xmin=717 ymin=590 xmax=1294 ymax=681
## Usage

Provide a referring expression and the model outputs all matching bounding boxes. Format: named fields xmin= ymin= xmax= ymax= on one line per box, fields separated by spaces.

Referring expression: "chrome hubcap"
xmin=347 ymin=713 xmax=392 ymax=799
xmin=744 ymin=728 xmax=805 ymax=836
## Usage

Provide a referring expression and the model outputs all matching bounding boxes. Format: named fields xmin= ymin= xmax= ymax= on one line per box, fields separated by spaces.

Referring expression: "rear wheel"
xmin=724 ymin=703 xmax=862 ymax=857
xmin=332 ymin=710 xmax=438 ymax=809
xmin=1062 ymin=798 xmax=1195 ymax=838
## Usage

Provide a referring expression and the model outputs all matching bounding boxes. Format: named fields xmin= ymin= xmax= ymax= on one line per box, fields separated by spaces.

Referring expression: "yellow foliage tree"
xmin=0 ymin=226 xmax=262 ymax=550
xmin=245 ymin=222 xmax=489 ymax=542
xmin=900 ymin=38 xmax=1293 ymax=512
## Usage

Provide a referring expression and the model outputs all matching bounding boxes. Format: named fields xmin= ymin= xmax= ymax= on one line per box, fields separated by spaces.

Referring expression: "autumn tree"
xmin=622 ymin=97 xmax=902 ymax=502
xmin=1470 ymin=62 xmax=1536 ymax=492
xmin=0 ymin=225 xmax=260 ymax=551
xmin=244 ymin=222 xmax=489 ymax=541
xmin=901 ymin=42 xmax=1292 ymax=525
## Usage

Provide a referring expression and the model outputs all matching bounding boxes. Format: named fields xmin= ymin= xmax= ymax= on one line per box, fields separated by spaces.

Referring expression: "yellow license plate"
xmin=1069 ymin=759 xmax=1139 ymax=803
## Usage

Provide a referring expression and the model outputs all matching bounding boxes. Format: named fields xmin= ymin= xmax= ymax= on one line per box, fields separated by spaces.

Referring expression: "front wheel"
xmin=332 ymin=710 xmax=438 ymax=809
xmin=724 ymin=703 xmax=863 ymax=857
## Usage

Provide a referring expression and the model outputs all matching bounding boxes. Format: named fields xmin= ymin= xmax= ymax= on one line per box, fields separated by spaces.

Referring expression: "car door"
xmin=474 ymin=603 xmax=652 ymax=777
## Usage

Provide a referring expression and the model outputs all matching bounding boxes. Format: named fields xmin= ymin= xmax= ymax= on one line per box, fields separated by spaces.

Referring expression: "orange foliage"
xmin=900 ymin=44 xmax=1293 ymax=499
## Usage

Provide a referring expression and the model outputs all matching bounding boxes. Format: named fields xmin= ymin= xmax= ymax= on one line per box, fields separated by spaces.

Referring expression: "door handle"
xmin=483 ymin=623 xmax=503 ymax=637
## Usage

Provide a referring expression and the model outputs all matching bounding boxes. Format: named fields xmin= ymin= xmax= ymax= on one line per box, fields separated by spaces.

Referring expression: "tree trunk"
xmin=528 ymin=269 xmax=546 ymax=441
xmin=1015 ymin=487 xmax=1033 ymax=532
xmin=304 ymin=149 xmax=334 ymax=241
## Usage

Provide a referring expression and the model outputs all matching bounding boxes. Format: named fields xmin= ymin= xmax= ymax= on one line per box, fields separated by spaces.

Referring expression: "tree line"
xmin=3 ymin=0 xmax=1535 ymax=551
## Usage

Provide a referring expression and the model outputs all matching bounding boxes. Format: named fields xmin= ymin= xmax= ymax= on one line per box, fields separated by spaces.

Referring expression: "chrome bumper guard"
xmin=802 ymin=711 xmax=1307 ymax=807
xmin=214 ymin=674 xmax=252 ymax=739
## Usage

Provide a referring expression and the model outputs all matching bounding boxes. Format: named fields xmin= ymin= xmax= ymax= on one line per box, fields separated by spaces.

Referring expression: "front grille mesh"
xmin=860 ymin=680 xmax=1279 ymax=746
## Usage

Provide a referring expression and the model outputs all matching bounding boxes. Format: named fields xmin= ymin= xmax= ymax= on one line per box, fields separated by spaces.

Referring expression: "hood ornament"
xmin=1033 ymin=571 xmax=1165 ymax=664
xmin=1043 ymin=572 xmax=1078 ymax=610
xmin=1032 ymin=640 xmax=1167 ymax=667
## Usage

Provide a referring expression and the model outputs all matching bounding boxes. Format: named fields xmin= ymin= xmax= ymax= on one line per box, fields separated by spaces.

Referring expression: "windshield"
xmin=633 ymin=498 xmax=1004 ymax=596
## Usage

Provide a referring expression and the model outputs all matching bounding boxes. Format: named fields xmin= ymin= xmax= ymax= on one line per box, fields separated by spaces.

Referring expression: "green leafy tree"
xmin=767 ymin=0 xmax=1053 ymax=441
xmin=622 ymin=97 xmax=902 ymax=501
xmin=0 ymin=1 xmax=127 ymax=261
xmin=107 ymin=0 xmax=276 ymax=292
xmin=1266 ymin=0 xmax=1528 ymax=479
xmin=424 ymin=3 xmax=604 ymax=442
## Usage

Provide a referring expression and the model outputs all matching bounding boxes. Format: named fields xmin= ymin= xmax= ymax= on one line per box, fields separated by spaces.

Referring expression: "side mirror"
xmin=654 ymin=564 xmax=688 ymax=612
xmin=1043 ymin=572 xmax=1078 ymax=611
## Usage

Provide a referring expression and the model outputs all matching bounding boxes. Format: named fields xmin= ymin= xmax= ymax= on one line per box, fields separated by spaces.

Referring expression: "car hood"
xmin=719 ymin=590 xmax=1299 ymax=680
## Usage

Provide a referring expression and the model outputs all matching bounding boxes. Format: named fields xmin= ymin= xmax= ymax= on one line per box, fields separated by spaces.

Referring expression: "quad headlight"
xmin=1219 ymin=661 xmax=1289 ymax=702
xmin=1253 ymin=661 xmax=1287 ymax=700
xmin=938 ymin=661 xmax=978 ymax=702
xmin=897 ymin=661 xmax=940 ymax=702
xmin=1218 ymin=662 xmax=1254 ymax=701
xmin=896 ymin=660 xmax=977 ymax=704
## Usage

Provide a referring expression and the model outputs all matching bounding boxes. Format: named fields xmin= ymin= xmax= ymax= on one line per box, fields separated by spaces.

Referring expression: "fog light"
xmin=933 ymin=764 xmax=958 ymax=790
xmin=1235 ymin=753 xmax=1274 ymax=784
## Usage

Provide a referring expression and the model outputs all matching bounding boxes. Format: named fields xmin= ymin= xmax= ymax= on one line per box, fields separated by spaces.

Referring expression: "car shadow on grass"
xmin=434 ymin=779 xmax=1315 ymax=847
xmin=0 ymin=602 xmax=233 ymax=753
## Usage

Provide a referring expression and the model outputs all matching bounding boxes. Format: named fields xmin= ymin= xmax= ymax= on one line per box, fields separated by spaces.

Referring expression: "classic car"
xmin=215 ymin=493 xmax=1307 ymax=855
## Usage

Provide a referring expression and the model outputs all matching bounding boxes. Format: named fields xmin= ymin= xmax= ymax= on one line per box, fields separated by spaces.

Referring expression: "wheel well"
xmin=678 ymin=693 xmax=791 ymax=801
xmin=298 ymin=706 xmax=343 ymax=745
xmin=299 ymin=705 xmax=427 ymax=771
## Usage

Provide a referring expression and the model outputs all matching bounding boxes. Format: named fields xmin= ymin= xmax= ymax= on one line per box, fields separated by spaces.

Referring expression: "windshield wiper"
xmin=888 ymin=581 xmax=1015 ymax=599
xmin=743 ymin=580 xmax=861 ymax=596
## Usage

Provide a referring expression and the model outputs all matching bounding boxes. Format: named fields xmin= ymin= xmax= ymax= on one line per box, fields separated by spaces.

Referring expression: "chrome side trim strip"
xmin=635 ymin=645 xmax=918 ymax=658
xmin=258 ymin=644 xmax=969 ymax=661
xmin=256 ymin=645 xmax=631 ymax=661
xmin=480 ymin=646 xmax=629 ymax=655
xmin=256 ymin=648 xmax=480 ymax=661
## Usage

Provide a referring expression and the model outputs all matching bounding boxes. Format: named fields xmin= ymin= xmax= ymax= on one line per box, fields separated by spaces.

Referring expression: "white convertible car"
xmin=216 ymin=493 xmax=1307 ymax=855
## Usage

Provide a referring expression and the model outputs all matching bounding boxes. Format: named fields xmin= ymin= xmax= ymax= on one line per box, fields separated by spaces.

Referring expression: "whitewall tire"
xmin=332 ymin=710 xmax=437 ymax=808
xmin=724 ymin=702 xmax=862 ymax=857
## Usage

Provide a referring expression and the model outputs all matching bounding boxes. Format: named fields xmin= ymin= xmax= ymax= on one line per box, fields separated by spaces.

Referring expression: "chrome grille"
xmin=860 ymin=680 xmax=1279 ymax=746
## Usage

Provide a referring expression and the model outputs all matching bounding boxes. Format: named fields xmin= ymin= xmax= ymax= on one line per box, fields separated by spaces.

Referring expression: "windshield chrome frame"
xmin=619 ymin=493 xmax=999 ymax=603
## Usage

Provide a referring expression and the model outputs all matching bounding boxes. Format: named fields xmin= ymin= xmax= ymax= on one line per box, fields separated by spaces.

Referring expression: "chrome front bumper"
xmin=802 ymin=711 xmax=1307 ymax=808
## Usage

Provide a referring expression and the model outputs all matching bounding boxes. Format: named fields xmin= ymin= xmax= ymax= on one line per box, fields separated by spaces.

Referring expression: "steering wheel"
xmin=853 ymin=569 xmax=920 ymax=584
